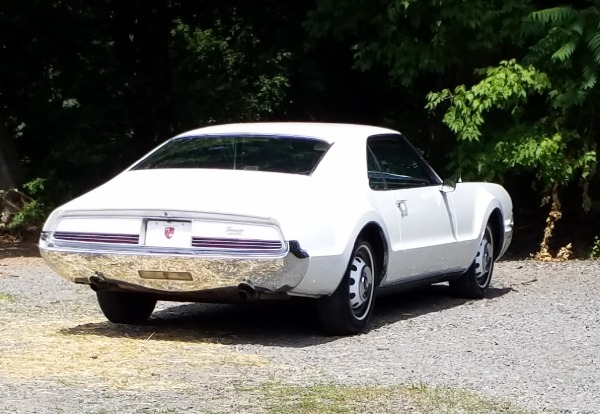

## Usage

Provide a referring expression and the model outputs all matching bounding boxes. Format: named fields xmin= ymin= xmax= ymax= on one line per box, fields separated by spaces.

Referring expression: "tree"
xmin=425 ymin=3 xmax=600 ymax=258
xmin=0 ymin=115 xmax=22 ymax=190
xmin=309 ymin=0 xmax=600 ymax=255
xmin=307 ymin=0 xmax=534 ymax=168
xmin=0 ymin=0 xmax=300 ymax=198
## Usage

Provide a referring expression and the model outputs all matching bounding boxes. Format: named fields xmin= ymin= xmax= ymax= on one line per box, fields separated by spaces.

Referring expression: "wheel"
xmin=449 ymin=223 xmax=495 ymax=299
xmin=96 ymin=291 xmax=157 ymax=324
xmin=318 ymin=239 xmax=377 ymax=335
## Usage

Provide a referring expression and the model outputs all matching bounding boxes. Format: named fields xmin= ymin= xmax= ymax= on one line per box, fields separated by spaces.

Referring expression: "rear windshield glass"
xmin=131 ymin=135 xmax=331 ymax=175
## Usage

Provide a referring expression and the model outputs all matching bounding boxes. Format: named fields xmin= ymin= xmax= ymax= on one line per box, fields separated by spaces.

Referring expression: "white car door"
xmin=367 ymin=135 xmax=463 ymax=283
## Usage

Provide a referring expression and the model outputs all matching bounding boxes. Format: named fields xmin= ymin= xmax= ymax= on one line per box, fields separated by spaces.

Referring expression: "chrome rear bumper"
xmin=39 ymin=243 xmax=309 ymax=294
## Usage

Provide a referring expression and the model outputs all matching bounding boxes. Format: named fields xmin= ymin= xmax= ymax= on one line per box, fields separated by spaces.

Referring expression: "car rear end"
xmin=39 ymin=131 xmax=332 ymax=301
xmin=39 ymin=209 xmax=310 ymax=301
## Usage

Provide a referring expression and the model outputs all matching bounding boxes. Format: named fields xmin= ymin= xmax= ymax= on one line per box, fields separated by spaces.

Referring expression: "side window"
xmin=367 ymin=147 xmax=387 ymax=190
xmin=367 ymin=135 xmax=432 ymax=190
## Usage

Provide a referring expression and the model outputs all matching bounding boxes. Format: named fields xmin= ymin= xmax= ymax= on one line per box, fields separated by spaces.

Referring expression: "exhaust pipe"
xmin=238 ymin=282 xmax=259 ymax=300
xmin=89 ymin=272 xmax=109 ymax=291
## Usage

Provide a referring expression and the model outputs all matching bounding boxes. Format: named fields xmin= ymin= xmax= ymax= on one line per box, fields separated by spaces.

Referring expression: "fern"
xmin=581 ymin=64 xmax=598 ymax=90
xmin=529 ymin=7 xmax=579 ymax=25
xmin=525 ymin=4 xmax=600 ymax=100
xmin=552 ymin=38 xmax=578 ymax=62
xmin=586 ymin=32 xmax=600 ymax=64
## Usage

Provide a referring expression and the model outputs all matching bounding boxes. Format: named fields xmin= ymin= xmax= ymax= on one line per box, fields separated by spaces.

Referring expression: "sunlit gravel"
xmin=0 ymin=254 xmax=599 ymax=413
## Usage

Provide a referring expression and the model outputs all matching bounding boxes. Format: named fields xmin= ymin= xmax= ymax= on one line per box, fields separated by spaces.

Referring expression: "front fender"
xmin=454 ymin=182 xmax=513 ymax=262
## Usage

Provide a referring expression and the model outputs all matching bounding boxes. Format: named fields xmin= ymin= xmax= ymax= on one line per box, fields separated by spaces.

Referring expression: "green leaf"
xmin=551 ymin=38 xmax=578 ymax=62
xmin=587 ymin=32 xmax=600 ymax=64
xmin=529 ymin=7 xmax=579 ymax=25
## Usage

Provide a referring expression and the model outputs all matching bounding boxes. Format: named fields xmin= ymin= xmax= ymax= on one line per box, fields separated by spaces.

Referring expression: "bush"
xmin=0 ymin=178 xmax=50 ymax=234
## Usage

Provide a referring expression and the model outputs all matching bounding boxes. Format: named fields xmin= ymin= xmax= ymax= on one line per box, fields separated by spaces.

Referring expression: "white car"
xmin=39 ymin=123 xmax=513 ymax=335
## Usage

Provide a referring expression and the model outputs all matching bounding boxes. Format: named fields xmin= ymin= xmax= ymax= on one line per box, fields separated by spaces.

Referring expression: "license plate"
xmin=145 ymin=220 xmax=191 ymax=248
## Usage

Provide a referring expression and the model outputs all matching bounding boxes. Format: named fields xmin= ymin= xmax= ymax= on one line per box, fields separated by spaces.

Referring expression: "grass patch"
xmin=254 ymin=382 xmax=535 ymax=414
xmin=0 ymin=292 xmax=16 ymax=302
xmin=0 ymin=315 xmax=268 ymax=391
xmin=88 ymin=411 xmax=180 ymax=414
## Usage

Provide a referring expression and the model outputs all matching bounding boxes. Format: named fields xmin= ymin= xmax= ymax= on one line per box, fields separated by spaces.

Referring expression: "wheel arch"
xmin=356 ymin=221 xmax=389 ymax=285
xmin=488 ymin=208 xmax=504 ymax=259
xmin=286 ymin=213 xmax=391 ymax=297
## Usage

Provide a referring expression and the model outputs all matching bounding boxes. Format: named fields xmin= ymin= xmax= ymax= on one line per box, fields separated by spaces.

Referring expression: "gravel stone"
xmin=0 ymin=254 xmax=599 ymax=413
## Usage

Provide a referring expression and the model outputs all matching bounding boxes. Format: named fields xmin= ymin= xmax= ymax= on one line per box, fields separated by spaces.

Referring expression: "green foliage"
xmin=589 ymin=33 xmax=600 ymax=64
xmin=492 ymin=129 xmax=595 ymax=188
xmin=426 ymin=59 xmax=597 ymax=192
xmin=308 ymin=0 xmax=532 ymax=86
xmin=8 ymin=178 xmax=49 ymax=230
xmin=170 ymin=17 xmax=290 ymax=126
xmin=1 ymin=0 xmax=600 ymax=252
xmin=8 ymin=199 xmax=44 ymax=230
xmin=310 ymin=0 xmax=600 ymax=219
xmin=426 ymin=60 xmax=551 ymax=142
xmin=528 ymin=7 xmax=579 ymax=26
xmin=23 ymin=177 xmax=46 ymax=196
xmin=525 ymin=4 xmax=600 ymax=99
xmin=0 ymin=1 xmax=303 ymax=204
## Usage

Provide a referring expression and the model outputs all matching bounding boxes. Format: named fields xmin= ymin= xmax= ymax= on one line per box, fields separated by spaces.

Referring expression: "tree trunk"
xmin=0 ymin=113 xmax=23 ymax=190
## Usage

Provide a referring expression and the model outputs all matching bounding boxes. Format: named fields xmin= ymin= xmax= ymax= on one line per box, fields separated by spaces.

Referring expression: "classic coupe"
xmin=39 ymin=123 xmax=513 ymax=335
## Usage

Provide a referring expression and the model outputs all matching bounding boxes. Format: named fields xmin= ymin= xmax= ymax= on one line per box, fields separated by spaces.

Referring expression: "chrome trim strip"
xmin=53 ymin=209 xmax=274 ymax=223
xmin=54 ymin=232 xmax=140 ymax=245
xmin=191 ymin=237 xmax=283 ymax=250
xmin=44 ymin=238 xmax=289 ymax=258
xmin=46 ymin=223 xmax=288 ymax=257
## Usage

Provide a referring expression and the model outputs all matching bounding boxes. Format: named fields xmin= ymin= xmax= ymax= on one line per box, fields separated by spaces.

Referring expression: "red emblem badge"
xmin=164 ymin=226 xmax=175 ymax=239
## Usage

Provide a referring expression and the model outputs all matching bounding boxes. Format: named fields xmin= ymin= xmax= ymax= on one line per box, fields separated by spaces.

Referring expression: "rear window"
xmin=132 ymin=134 xmax=331 ymax=175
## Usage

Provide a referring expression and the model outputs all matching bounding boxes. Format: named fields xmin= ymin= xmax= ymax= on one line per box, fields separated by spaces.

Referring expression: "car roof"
xmin=173 ymin=122 xmax=400 ymax=143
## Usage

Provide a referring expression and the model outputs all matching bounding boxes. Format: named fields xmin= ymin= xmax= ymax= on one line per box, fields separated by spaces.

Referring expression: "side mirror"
xmin=440 ymin=178 xmax=457 ymax=193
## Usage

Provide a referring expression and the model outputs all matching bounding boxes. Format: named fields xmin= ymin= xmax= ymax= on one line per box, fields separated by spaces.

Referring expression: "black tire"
xmin=450 ymin=223 xmax=495 ymax=299
xmin=318 ymin=239 xmax=377 ymax=335
xmin=96 ymin=291 xmax=157 ymax=324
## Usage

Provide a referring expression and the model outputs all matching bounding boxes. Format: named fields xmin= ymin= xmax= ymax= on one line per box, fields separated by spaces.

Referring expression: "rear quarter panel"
xmin=286 ymin=138 xmax=393 ymax=296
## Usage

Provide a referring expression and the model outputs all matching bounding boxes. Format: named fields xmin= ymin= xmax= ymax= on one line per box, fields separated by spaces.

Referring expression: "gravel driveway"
xmin=0 ymin=245 xmax=599 ymax=414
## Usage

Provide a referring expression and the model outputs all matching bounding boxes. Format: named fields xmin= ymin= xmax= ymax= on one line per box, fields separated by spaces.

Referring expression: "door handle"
xmin=396 ymin=200 xmax=408 ymax=217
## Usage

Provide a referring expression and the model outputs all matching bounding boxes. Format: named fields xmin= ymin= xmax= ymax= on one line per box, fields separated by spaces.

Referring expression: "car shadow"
xmin=372 ymin=285 xmax=513 ymax=329
xmin=60 ymin=285 xmax=514 ymax=347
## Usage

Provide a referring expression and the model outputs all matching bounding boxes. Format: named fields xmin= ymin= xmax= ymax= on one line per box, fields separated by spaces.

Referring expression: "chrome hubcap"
xmin=348 ymin=247 xmax=374 ymax=319
xmin=474 ymin=233 xmax=493 ymax=287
